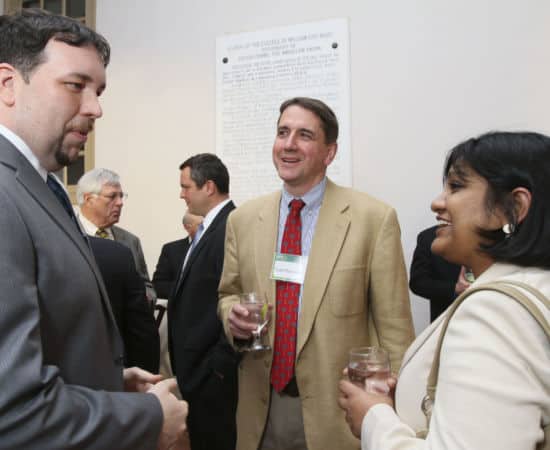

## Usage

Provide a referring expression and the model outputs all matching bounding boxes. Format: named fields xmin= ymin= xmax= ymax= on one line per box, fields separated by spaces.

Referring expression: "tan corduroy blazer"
xmin=218 ymin=179 xmax=415 ymax=450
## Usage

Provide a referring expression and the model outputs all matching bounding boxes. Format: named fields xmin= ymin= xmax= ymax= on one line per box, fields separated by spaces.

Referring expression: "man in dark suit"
xmin=169 ymin=153 xmax=240 ymax=450
xmin=76 ymin=167 xmax=157 ymax=303
xmin=154 ymin=211 xmax=203 ymax=381
xmin=0 ymin=9 xmax=186 ymax=449
xmin=409 ymin=225 xmax=469 ymax=322
xmin=153 ymin=211 xmax=203 ymax=299
xmin=89 ymin=237 xmax=160 ymax=373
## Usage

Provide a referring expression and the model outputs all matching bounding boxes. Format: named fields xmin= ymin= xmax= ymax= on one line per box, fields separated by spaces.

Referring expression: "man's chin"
xmin=55 ymin=146 xmax=84 ymax=167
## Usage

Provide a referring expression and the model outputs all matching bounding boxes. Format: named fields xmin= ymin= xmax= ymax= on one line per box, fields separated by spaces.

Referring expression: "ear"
xmin=204 ymin=179 xmax=216 ymax=196
xmin=324 ymin=142 xmax=338 ymax=166
xmin=83 ymin=192 xmax=95 ymax=204
xmin=511 ymin=187 xmax=532 ymax=224
xmin=0 ymin=64 xmax=17 ymax=107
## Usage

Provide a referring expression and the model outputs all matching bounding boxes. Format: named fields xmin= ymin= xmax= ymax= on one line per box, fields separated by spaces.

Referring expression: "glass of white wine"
xmin=348 ymin=346 xmax=391 ymax=394
xmin=239 ymin=292 xmax=271 ymax=352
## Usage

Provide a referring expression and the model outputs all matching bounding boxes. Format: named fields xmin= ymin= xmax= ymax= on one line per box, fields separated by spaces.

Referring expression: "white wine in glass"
xmin=240 ymin=292 xmax=271 ymax=352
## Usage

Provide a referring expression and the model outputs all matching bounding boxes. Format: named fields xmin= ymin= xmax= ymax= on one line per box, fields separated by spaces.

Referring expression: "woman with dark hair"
xmin=338 ymin=131 xmax=550 ymax=450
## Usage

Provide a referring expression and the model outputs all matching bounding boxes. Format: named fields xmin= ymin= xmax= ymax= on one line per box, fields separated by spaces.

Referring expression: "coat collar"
xmin=0 ymin=136 xmax=117 ymax=329
xmin=253 ymin=180 xmax=351 ymax=358
xmin=176 ymin=200 xmax=236 ymax=288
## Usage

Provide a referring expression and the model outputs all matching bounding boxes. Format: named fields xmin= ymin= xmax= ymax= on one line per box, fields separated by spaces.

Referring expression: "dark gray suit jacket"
xmin=0 ymin=135 xmax=162 ymax=449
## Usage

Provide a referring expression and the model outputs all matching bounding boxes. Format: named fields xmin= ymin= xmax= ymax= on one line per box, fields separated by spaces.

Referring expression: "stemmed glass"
xmin=239 ymin=292 xmax=271 ymax=352
xmin=348 ymin=346 xmax=391 ymax=394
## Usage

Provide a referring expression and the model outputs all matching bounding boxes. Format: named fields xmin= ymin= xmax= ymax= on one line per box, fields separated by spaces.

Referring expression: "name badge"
xmin=271 ymin=253 xmax=308 ymax=284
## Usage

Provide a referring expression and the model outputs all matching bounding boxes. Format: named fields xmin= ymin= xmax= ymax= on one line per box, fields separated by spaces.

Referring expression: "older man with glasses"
xmin=77 ymin=167 xmax=156 ymax=303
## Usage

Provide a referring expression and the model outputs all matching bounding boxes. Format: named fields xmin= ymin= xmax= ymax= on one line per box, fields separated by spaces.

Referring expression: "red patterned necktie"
xmin=271 ymin=198 xmax=305 ymax=392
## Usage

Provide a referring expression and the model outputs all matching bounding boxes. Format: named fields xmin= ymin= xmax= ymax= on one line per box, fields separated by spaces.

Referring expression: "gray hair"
xmin=76 ymin=168 xmax=120 ymax=205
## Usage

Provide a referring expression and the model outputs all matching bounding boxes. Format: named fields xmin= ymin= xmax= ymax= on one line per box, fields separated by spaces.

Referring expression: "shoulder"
xmin=417 ymin=226 xmax=437 ymax=243
xmin=89 ymin=236 xmax=134 ymax=260
xmin=163 ymin=238 xmax=188 ymax=250
xmin=445 ymin=272 xmax=550 ymax=360
xmin=326 ymin=181 xmax=395 ymax=217
xmin=228 ymin=191 xmax=280 ymax=221
xmin=112 ymin=225 xmax=140 ymax=243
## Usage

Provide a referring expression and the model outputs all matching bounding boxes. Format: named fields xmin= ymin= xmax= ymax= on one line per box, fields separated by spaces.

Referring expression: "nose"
xmin=81 ymin=91 xmax=103 ymax=119
xmin=431 ymin=191 xmax=445 ymax=213
xmin=114 ymin=195 xmax=124 ymax=206
xmin=283 ymin=132 xmax=298 ymax=150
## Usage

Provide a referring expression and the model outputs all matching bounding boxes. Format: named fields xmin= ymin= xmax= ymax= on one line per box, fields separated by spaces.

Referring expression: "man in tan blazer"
xmin=218 ymin=97 xmax=415 ymax=450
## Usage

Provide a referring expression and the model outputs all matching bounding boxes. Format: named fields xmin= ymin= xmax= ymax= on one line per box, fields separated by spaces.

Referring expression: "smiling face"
xmin=7 ymin=39 xmax=106 ymax=171
xmin=272 ymin=105 xmax=337 ymax=196
xmin=430 ymin=164 xmax=506 ymax=276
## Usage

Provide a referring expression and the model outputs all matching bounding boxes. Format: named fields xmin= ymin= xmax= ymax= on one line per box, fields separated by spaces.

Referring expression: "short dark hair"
xmin=278 ymin=97 xmax=339 ymax=144
xmin=0 ymin=8 xmax=110 ymax=82
xmin=444 ymin=131 xmax=550 ymax=268
xmin=179 ymin=153 xmax=229 ymax=195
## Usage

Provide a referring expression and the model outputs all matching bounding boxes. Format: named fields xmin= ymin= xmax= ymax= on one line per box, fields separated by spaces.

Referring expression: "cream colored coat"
xmin=218 ymin=180 xmax=415 ymax=450
xmin=363 ymin=263 xmax=550 ymax=450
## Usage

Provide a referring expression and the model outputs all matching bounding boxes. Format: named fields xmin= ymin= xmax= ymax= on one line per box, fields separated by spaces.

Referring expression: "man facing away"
xmin=0 ymin=9 xmax=186 ymax=449
xmin=77 ymin=167 xmax=157 ymax=303
xmin=153 ymin=211 xmax=203 ymax=299
xmin=218 ymin=97 xmax=415 ymax=450
xmin=169 ymin=154 xmax=240 ymax=450
xmin=89 ymin=236 xmax=160 ymax=373
xmin=409 ymin=224 xmax=468 ymax=322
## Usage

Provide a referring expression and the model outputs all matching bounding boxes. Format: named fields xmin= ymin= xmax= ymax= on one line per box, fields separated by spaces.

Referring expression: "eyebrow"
xmin=66 ymin=72 xmax=106 ymax=92
xmin=278 ymin=125 xmax=316 ymax=136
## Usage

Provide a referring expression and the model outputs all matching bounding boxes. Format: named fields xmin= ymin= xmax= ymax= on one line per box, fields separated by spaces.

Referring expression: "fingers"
xmin=228 ymin=304 xmax=256 ymax=339
xmin=154 ymin=377 xmax=179 ymax=395
xmin=131 ymin=367 xmax=163 ymax=382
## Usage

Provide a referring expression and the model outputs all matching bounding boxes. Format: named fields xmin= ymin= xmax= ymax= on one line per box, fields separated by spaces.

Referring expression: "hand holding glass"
xmin=348 ymin=346 xmax=391 ymax=394
xmin=239 ymin=292 xmax=271 ymax=352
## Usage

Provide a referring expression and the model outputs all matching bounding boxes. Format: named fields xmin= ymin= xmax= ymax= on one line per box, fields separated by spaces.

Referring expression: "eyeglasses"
xmin=97 ymin=192 xmax=128 ymax=201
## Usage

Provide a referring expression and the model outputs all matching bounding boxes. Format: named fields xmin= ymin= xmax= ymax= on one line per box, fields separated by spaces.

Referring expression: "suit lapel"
xmin=176 ymin=201 xmax=236 ymax=291
xmin=296 ymin=181 xmax=350 ymax=358
xmin=0 ymin=138 xmax=118 ymax=333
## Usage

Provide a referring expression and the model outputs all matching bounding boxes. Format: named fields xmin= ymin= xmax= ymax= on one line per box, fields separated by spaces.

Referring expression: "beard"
xmin=54 ymin=138 xmax=85 ymax=168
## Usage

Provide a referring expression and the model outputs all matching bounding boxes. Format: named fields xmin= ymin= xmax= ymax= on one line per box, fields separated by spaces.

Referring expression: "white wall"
xmin=0 ymin=0 xmax=4 ymax=14
xmin=95 ymin=0 xmax=550 ymax=334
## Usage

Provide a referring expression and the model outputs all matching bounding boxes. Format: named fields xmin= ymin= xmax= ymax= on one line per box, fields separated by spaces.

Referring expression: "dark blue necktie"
xmin=46 ymin=174 xmax=79 ymax=229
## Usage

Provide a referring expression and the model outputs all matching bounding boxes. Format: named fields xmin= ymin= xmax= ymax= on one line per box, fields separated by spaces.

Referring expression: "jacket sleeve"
xmin=218 ymin=214 xmax=241 ymax=348
xmin=367 ymin=207 xmax=415 ymax=371
xmin=123 ymin=251 xmax=160 ymax=373
xmin=152 ymin=244 xmax=177 ymax=299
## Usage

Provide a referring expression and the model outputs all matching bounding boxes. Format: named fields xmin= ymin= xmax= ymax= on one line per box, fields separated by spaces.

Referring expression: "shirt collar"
xmin=0 ymin=124 xmax=48 ymax=181
xmin=201 ymin=198 xmax=231 ymax=234
xmin=281 ymin=177 xmax=327 ymax=211
xmin=77 ymin=210 xmax=114 ymax=238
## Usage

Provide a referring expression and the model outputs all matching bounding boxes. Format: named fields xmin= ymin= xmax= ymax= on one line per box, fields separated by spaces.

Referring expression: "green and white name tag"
xmin=271 ymin=253 xmax=308 ymax=284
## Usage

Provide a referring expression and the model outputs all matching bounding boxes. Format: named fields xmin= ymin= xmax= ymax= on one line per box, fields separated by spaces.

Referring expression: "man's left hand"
xmin=123 ymin=367 xmax=164 ymax=392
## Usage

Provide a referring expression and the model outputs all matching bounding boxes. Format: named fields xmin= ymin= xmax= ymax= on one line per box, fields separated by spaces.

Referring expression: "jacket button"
xmin=114 ymin=355 xmax=124 ymax=365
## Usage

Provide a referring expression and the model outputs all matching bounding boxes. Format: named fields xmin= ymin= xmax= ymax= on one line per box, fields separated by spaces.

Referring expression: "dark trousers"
xmin=186 ymin=368 xmax=238 ymax=450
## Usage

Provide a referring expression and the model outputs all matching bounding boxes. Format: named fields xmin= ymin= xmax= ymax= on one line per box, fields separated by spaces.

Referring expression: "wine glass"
xmin=348 ymin=346 xmax=391 ymax=394
xmin=239 ymin=292 xmax=271 ymax=352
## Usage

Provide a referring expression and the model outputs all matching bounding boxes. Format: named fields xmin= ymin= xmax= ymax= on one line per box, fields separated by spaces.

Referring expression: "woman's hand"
xmin=338 ymin=370 xmax=396 ymax=438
